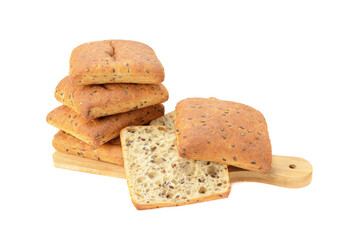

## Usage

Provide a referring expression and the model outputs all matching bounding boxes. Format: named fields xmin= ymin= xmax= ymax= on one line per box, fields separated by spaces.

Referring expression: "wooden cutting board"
xmin=53 ymin=151 xmax=312 ymax=188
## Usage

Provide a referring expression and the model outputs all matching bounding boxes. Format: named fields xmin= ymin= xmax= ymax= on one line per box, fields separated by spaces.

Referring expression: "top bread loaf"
xmin=174 ymin=97 xmax=272 ymax=173
xmin=69 ymin=40 xmax=165 ymax=85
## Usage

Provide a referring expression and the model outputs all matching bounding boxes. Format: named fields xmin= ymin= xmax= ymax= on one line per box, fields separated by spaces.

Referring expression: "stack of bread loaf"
xmin=47 ymin=40 xmax=169 ymax=166
xmin=47 ymin=39 xmax=273 ymax=210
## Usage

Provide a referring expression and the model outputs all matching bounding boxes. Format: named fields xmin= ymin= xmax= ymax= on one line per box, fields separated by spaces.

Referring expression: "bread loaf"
xmin=46 ymin=104 xmax=164 ymax=146
xmin=55 ymin=76 xmax=168 ymax=119
xmin=69 ymin=40 xmax=164 ymax=85
xmin=174 ymin=98 xmax=272 ymax=173
xmin=53 ymin=131 xmax=123 ymax=165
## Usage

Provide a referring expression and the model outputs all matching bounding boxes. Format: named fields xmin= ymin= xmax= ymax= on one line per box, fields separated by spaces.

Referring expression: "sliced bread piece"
xmin=149 ymin=111 xmax=175 ymax=131
xmin=120 ymin=126 xmax=230 ymax=210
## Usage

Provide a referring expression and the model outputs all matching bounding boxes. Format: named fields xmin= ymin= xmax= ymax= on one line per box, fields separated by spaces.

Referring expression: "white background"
xmin=1 ymin=1 xmax=359 ymax=239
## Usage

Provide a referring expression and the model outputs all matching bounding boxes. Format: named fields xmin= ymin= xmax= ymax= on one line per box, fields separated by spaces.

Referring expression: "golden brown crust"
xmin=55 ymin=76 xmax=168 ymax=119
xmin=174 ymin=98 xmax=272 ymax=173
xmin=46 ymin=104 xmax=164 ymax=146
xmin=69 ymin=40 xmax=164 ymax=85
xmin=52 ymin=131 xmax=123 ymax=165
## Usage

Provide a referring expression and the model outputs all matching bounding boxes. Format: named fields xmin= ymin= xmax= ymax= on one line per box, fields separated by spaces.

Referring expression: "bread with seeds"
xmin=120 ymin=125 xmax=230 ymax=210
xmin=46 ymin=104 xmax=164 ymax=146
xmin=69 ymin=40 xmax=164 ymax=85
xmin=53 ymin=131 xmax=123 ymax=165
xmin=174 ymin=98 xmax=272 ymax=173
xmin=55 ymin=76 xmax=168 ymax=119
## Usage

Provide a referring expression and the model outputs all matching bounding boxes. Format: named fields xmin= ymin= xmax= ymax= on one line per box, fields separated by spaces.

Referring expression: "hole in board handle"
xmin=289 ymin=164 xmax=296 ymax=169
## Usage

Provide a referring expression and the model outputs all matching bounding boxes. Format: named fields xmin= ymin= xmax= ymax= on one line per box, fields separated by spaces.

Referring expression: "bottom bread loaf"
xmin=52 ymin=131 xmax=123 ymax=165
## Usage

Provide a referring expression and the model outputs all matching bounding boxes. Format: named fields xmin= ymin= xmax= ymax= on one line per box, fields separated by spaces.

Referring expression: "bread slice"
xmin=46 ymin=104 xmax=164 ymax=146
xmin=69 ymin=40 xmax=164 ymax=85
xmin=52 ymin=131 xmax=123 ymax=165
xmin=149 ymin=111 xmax=175 ymax=131
xmin=174 ymin=97 xmax=272 ymax=173
xmin=120 ymin=126 xmax=230 ymax=210
xmin=55 ymin=76 xmax=168 ymax=119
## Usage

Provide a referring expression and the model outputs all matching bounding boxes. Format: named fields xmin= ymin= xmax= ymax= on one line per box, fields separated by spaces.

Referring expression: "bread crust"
xmin=69 ymin=40 xmax=164 ymax=85
xmin=52 ymin=131 xmax=123 ymax=165
xmin=55 ymin=76 xmax=168 ymax=119
xmin=174 ymin=98 xmax=272 ymax=173
xmin=132 ymin=188 xmax=230 ymax=210
xmin=46 ymin=104 xmax=164 ymax=146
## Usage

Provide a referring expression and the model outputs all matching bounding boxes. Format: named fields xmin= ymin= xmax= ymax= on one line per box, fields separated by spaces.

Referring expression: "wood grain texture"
xmin=53 ymin=151 xmax=125 ymax=178
xmin=228 ymin=155 xmax=313 ymax=188
xmin=53 ymin=151 xmax=312 ymax=188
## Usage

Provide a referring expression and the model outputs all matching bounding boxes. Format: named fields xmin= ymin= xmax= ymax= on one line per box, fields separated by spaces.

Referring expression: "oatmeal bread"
xmin=174 ymin=98 xmax=272 ymax=173
xmin=69 ymin=40 xmax=164 ymax=85
xmin=46 ymin=104 xmax=164 ymax=146
xmin=53 ymin=131 xmax=123 ymax=165
xmin=55 ymin=76 xmax=168 ymax=119
xmin=120 ymin=126 xmax=230 ymax=210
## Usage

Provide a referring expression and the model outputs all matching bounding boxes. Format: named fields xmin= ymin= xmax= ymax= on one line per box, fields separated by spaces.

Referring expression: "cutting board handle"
xmin=229 ymin=155 xmax=313 ymax=188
